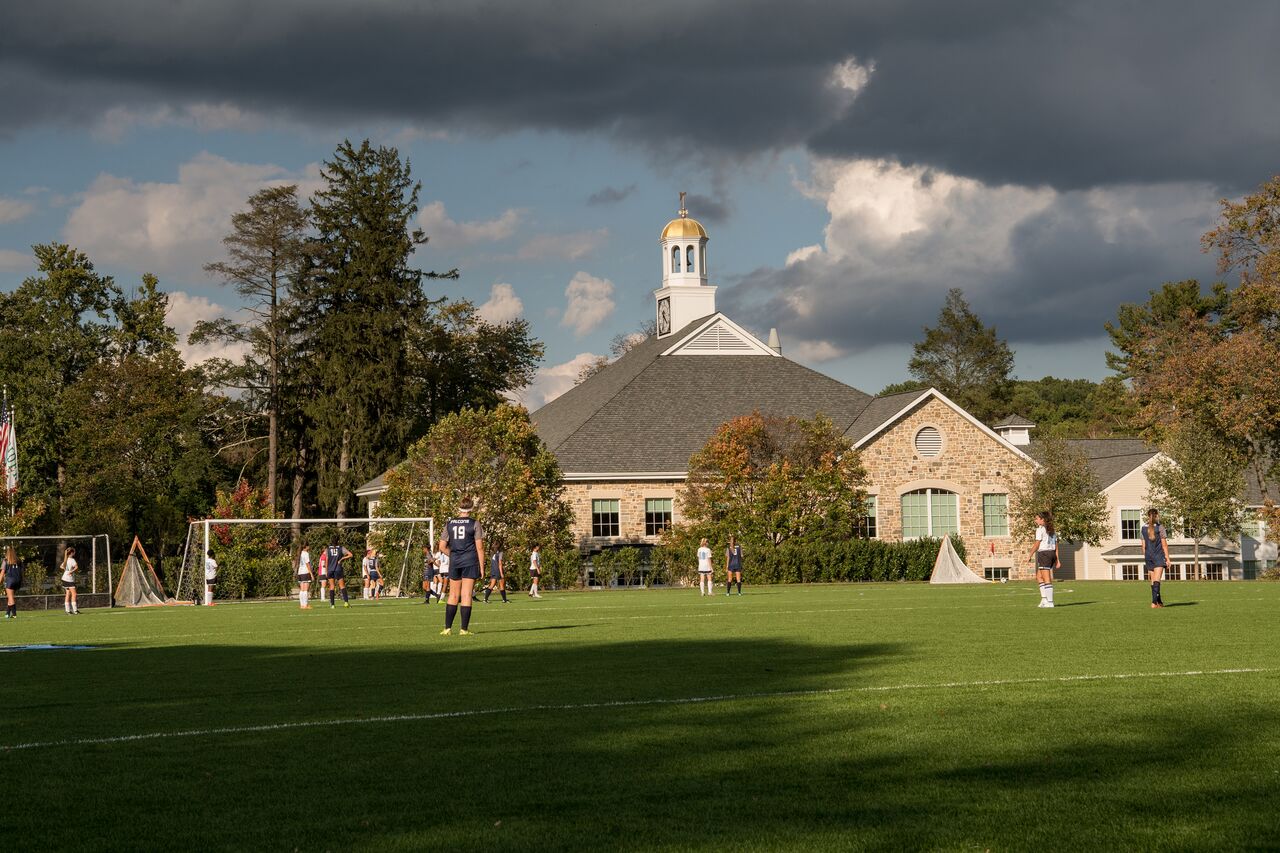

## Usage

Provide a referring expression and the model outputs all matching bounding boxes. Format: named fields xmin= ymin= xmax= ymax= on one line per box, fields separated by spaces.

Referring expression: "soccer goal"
xmin=174 ymin=517 xmax=434 ymax=604
xmin=0 ymin=533 xmax=114 ymax=606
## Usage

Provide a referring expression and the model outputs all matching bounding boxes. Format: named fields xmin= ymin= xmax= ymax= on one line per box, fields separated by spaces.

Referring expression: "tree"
xmin=908 ymin=288 xmax=1015 ymax=420
xmin=1010 ymin=437 xmax=1109 ymax=545
xmin=1146 ymin=423 xmax=1247 ymax=578
xmin=575 ymin=321 xmax=655 ymax=384
xmin=680 ymin=412 xmax=867 ymax=550
xmin=209 ymin=479 xmax=289 ymax=599
xmin=197 ymin=185 xmax=311 ymax=512
xmin=0 ymin=244 xmax=118 ymax=530
xmin=299 ymin=140 xmax=445 ymax=517
xmin=406 ymin=299 xmax=543 ymax=433
xmin=375 ymin=405 xmax=571 ymax=560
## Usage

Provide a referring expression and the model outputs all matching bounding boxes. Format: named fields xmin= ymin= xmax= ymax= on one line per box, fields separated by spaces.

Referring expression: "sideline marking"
xmin=0 ymin=644 xmax=99 ymax=653
xmin=2 ymin=667 xmax=1268 ymax=752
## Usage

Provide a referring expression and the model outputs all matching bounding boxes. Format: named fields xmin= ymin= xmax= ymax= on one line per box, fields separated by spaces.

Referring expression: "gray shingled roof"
xmin=355 ymin=471 xmax=388 ymax=496
xmin=993 ymin=414 xmax=1036 ymax=428
xmin=844 ymin=389 xmax=931 ymax=444
xmin=1101 ymin=543 xmax=1238 ymax=558
xmin=1242 ymin=459 xmax=1278 ymax=506
xmin=1026 ymin=438 xmax=1157 ymax=490
xmin=532 ymin=321 xmax=872 ymax=474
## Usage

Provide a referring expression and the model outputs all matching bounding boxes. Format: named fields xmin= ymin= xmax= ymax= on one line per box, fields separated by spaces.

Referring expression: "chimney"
xmin=767 ymin=327 xmax=781 ymax=355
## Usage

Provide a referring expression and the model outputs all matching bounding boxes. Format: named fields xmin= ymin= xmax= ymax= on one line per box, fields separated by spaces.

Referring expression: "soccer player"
xmin=421 ymin=544 xmax=436 ymax=604
xmin=1030 ymin=512 xmax=1059 ymax=608
xmin=483 ymin=548 xmax=507 ymax=603
xmin=1144 ymin=508 xmax=1171 ymax=608
xmin=441 ymin=497 xmax=484 ymax=636
xmin=203 ymin=549 xmax=217 ymax=607
xmin=3 ymin=546 xmax=22 ymax=619
xmin=528 ymin=545 xmax=543 ymax=599
xmin=434 ymin=544 xmax=450 ymax=605
xmin=361 ymin=548 xmax=374 ymax=600
xmin=60 ymin=546 xmax=81 ymax=614
xmin=325 ymin=538 xmax=353 ymax=608
xmin=297 ymin=545 xmax=314 ymax=609
xmin=697 ymin=538 xmax=713 ymax=596
xmin=725 ymin=536 xmax=744 ymax=596
xmin=370 ymin=550 xmax=384 ymax=600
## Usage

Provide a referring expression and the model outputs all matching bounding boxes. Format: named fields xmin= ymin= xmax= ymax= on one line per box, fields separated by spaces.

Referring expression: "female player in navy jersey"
xmin=725 ymin=536 xmax=744 ymax=596
xmin=3 ymin=546 xmax=22 ymax=619
xmin=441 ymin=497 xmax=485 ymax=635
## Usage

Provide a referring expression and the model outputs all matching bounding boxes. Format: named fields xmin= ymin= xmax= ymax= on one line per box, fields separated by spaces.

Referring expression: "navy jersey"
xmin=325 ymin=545 xmax=344 ymax=568
xmin=446 ymin=517 xmax=483 ymax=568
xmin=2 ymin=560 xmax=21 ymax=583
xmin=1142 ymin=524 xmax=1167 ymax=567
xmin=727 ymin=545 xmax=743 ymax=571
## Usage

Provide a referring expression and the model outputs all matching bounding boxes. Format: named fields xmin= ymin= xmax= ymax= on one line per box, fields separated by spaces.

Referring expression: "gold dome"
xmin=661 ymin=216 xmax=708 ymax=240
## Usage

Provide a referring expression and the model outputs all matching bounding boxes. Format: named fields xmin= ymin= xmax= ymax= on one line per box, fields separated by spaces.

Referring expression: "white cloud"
xmin=517 ymin=228 xmax=608 ymax=261
xmin=0 ymin=249 xmax=30 ymax=272
xmin=561 ymin=271 xmax=615 ymax=336
xmin=418 ymin=201 xmax=521 ymax=248
xmin=63 ymin=152 xmax=321 ymax=277
xmin=507 ymin=352 xmax=603 ymax=409
xmin=166 ymin=290 xmax=251 ymax=366
xmin=476 ymin=282 xmax=524 ymax=323
xmin=0 ymin=198 xmax=34 ymax=224
xmin=829 ymin=56 xmax=876 ymax=96
xmin=727 ymin=156 xmax=1217 ymax=353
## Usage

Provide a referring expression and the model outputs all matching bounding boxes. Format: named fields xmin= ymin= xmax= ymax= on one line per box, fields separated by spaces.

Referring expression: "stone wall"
xmin=564 ymin=480 xmax=686 ymax=547
xmin=858 ymin=396 xmax=1035 ymax=578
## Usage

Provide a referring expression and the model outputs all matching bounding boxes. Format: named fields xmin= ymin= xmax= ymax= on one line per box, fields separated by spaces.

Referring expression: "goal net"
xmin=929 ymin=534 xmax=988 ymax=584
xmin=115 ymin=536 xmax=170 ymax=607
xmin=174 ymin=517 xmax=434 ymax=604
xmin=0 ymin=533 xmax=114 ymax=596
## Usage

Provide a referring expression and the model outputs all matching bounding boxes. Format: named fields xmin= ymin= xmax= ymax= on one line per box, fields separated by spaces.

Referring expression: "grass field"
xmin=4 ymin=581 xmax=1279 ymax=852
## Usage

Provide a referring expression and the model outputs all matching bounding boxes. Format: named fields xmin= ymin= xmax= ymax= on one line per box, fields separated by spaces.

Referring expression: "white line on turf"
xmin=2 ymin=667 xmax=1268 ymax=752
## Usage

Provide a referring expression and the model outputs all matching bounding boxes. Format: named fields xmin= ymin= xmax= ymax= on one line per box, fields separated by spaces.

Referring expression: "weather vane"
xmin=679 ymin=190 xmax=687 ymax=217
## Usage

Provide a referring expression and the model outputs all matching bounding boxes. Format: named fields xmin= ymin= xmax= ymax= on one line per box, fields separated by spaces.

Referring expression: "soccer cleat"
xmin=439 ymin=628 xmax=452 ymax=636
xmin=459 ymin=629 xmax=472 ymax=636
xmin=1151 ymin=603 xmax=1159 ymax=609
xmin=343 ymin=601 xmax=350 ymax=608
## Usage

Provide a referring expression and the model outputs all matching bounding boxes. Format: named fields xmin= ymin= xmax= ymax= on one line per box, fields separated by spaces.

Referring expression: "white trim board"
xmin=852 ymin=387 xmax=1038 ymax=466
xmin=660 ymin=313 xmax=779 ymax=357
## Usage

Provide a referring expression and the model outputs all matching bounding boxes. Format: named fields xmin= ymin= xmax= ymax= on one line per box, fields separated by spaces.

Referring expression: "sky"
xmin=2 ymin=1 xmax=1274 ymax=407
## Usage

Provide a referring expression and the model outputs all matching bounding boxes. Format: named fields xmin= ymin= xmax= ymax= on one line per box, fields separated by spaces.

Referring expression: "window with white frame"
xmin=591 ymin=499 xmax=620 ymax=538
xmin=644 ymin=498 xmax=672 ymax=536
xmin=982 ymin=493 xmax=1009 ymax=537
xmin=1121 ymin=564 xmax=1141 ymax=581
xmin=901 ymin=489 xmax=959 ymax=539
xmin=1120 ymin=509 xmax=1142 ymax=540
xmin=858 ymin=495 xmax=878 ymax=539
xmin=1164 ymin=565 xmax=1181 ymax=580
xmin=984 ymin=566 xmax=1010 ymax=581
xmin=1203 ymin=563 xmax=1224 ymax=580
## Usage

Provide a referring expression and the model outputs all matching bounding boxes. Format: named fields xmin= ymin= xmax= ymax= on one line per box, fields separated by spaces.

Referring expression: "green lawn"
xmin=4 ymin=581 xmax=1279 ymax=851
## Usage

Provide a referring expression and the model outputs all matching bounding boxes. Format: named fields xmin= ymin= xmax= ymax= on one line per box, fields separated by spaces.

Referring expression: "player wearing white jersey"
xmin=297 ymin=546 xmax=314 ymax=609
xmin=697 ymin=538 xmax=713 ymax=596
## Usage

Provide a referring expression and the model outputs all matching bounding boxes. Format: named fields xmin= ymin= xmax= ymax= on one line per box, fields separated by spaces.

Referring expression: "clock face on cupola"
xmin=653 ymin=191 xmax=715 ymax=337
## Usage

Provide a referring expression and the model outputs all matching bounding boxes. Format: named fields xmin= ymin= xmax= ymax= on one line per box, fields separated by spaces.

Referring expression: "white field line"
xmin=2 ymin=667 xmax=1269 ymax=753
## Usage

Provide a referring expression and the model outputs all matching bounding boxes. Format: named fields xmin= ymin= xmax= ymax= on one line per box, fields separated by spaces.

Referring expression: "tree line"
xmin=0 ymin=140 xmax=542 ymax=570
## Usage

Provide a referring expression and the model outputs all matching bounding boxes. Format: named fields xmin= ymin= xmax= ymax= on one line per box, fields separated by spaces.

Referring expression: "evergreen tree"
xmin=197 ymin=185 xmax=311 ymax=513
xmin=300 ymin=140 xmax=438 ymax=517
xmin=908 ymin=288 xmax=1014 ymax=420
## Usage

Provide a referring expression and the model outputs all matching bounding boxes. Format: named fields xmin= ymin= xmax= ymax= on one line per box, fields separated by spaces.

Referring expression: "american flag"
xmin=0 ymin=404 xmax=16 ymax=493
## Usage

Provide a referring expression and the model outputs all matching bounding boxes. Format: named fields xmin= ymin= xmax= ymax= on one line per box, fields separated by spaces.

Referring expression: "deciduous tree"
xmin=1011 ymin=437 xmax=1109 ymax=545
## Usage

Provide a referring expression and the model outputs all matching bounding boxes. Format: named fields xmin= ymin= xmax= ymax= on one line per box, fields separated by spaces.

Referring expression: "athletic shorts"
xmin=369 ymin=571 xmax=380 ymax=581
xmin=1034 ymin=551 xmax=1055 ymax=569
xmin=63 ymin=581 xmax=78 ymax=590
xmin=205 ymin=576 xmax=217 ymax=586
xmin=1145 ymin=560 xmax=1167 ymax=571
xmin=489 ymin=570 xmax=502 ymax=580
xmin=529 ymin=569 xmax=540 ymax=578
xmin=449 ymin=562 xmax=480 ymax=582
xmin=698 ymin=569 xmax=712 ymax=574
xmin=298 ymin=572 xmax=313 ymax=583
xmin=329 ymin=567 xmax=344 ymax=581
xmin=4 ymin=576 xmax=20 ymax=590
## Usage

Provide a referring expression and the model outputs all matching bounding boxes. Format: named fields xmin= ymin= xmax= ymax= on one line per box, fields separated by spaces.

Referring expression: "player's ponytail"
xmin=1041 ymin=511 xmax=1055 ymax=538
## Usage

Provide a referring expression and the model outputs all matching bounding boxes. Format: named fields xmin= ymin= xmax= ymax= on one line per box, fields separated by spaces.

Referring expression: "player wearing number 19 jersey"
xmin=441 ymin=498 xmax=485 ymax=636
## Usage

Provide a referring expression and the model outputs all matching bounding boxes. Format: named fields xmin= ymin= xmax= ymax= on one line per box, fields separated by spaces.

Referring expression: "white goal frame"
xmin=0 ymin=533 xmax=114 ymax=596
xmin=178 ymin=517 xmax=434 ymax=599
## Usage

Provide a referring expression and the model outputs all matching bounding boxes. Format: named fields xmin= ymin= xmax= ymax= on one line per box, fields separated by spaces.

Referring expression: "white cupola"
xmin=654 ymin=192 xmax=716 ymax=337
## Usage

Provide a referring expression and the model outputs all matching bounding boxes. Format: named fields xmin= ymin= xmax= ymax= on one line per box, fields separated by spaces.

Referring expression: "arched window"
xmin=686 ymin=245 xmax=695 ymax=272
xmin=671 ymin=246 xmax=681 ymax=273
xmin=900 ymin=489 xmax=959 ymax=539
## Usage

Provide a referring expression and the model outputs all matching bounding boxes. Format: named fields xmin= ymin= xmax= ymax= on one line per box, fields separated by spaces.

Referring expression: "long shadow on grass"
xmin=7 ymin=637 xmax=1278 ymax=852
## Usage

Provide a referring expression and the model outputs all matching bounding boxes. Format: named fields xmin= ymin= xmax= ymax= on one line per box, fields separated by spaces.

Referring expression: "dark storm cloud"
xmin=3 ymin=1 xmax=1277 ymax=190
xmin=586 ymin=185 xmax=637 ymax=206
xmin=684 ymin=193 xmax=731 ymax=224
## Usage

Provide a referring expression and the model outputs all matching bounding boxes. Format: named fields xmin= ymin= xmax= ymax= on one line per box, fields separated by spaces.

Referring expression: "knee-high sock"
xmin=737 ymin=580 xmax=742 ymax=594
xmin=1046 ymin=584 xmax=1054 ymax=604
xmin=204 ymin=590 xmax=212 ymax=606
xmin=500 ymin=587 xmax=508 ymax=602
xmin=300 ymin=590 xmax=307 ymax=607
xmin=460 ymin=605 xmax=472 ymax=630
xmin=1153 ymin=581 xmax=1162 ymax=604
xmin=341 ymin=587 xmax=349 ymax=603
xmin=484 ymin=587 xmax=491 ymax=602
xmin=445 ymin=603 xmax=458 ymax=629
xmin=330 ymin=588 xmax=336 ymax=605
xmin=1038 ymin=583 xmax=1047 ymax=602
xmin=531 ymin=581 xmax=538 ymax=595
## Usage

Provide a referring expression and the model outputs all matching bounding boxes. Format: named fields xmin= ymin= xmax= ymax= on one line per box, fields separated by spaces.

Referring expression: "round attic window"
xmin=914 ymin=426 xmax=943 ymax=458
